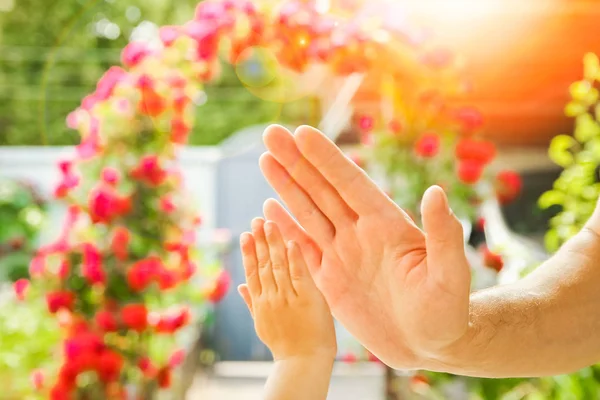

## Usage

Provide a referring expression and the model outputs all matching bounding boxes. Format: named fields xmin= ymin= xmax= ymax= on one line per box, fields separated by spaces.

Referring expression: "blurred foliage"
xmin=0 ymin=292 xmax=61 ymax=399
xmin=0 ymin=0 xmax=311 ymax=146
xmin=540 ymin=53 xmax=600 ymax=252
xmin=0 ymin=178 xmax=46 ymax=281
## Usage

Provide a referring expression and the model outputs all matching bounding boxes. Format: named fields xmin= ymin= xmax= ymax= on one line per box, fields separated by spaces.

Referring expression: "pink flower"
xmin=455 ymin=107 xmax=484 ymax=133
xmin=121 ymin=42 xmax=151 ymax=68
xmin=358 ymin=115 xmax=374 ymax=132
xmin=102 ymin=167 xmax=120 ymax=185
xmin=159 ymin=26 xmax=181 ymax=46
xmin=168 ymin=349 xmax=186 ymax=368
xmin=160 ymin=196 xmax=176 ymax=213
xmin=13 ymin=279 xmax=29 ymax=301
xmin=82 ymin=243 xmax=105 ymax=285
xmin=185 ymin=21 xmax=220 ymax=61
xmin=29 ymin=256 xmax=45 ymax=278
xmin=95 ymin=66 xmax=127 ymax=101
xmin=30 ymin=370 xmax=45 ymax=391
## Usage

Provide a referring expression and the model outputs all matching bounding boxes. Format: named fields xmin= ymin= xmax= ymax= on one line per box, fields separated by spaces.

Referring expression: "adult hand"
xmin=259 ymin=125 xmax=471 ymax=368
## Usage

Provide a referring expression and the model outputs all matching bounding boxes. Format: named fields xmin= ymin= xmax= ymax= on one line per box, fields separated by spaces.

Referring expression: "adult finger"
xmin=293 ymin=125 xmax=393 ymax=215
xmin=259 ymin=152 xmax=335 ymax=244
xmin=263 ymin=125 xmax=356 ymax=228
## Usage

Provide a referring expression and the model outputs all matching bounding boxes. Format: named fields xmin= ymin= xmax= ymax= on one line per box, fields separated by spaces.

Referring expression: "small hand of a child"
xmin=238 ymin=218 xmax=336 ymax=361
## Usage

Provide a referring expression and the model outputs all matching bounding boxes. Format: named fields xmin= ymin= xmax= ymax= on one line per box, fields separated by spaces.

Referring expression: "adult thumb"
xmin=421 ymin=186 xmax=471 ymax=290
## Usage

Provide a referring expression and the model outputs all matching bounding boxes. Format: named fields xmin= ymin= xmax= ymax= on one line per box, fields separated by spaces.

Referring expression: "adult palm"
xmin=258 ymin=125 xmax=472 ymax=368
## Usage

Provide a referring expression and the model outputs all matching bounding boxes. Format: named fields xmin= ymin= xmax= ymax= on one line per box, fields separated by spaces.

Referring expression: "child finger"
xmin=287 ymin=240 xmax=313 ymax=295
xmin=251 ymin=218 xmax=277 ymax=293
xmin=240 ymin=232 xmax=261 ymax=296
xmin=264 ymin=221 xmax=294 ymax=295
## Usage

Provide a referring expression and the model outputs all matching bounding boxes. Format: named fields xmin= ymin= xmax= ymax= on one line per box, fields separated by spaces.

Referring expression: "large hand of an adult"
xmin=259 ymin=125 xmax=471 ymax=369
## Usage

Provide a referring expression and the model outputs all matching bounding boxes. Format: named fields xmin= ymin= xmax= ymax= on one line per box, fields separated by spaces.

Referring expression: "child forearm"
xmin=265 ymin=355 xmax=335 ymax=400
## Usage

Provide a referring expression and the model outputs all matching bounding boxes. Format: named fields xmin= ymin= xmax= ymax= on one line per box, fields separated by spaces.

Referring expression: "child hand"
xmin=238 ymin=218 xmax=336 ymax=362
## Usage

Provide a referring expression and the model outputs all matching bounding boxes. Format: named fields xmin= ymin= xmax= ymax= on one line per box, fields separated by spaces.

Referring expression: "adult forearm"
xmin=264 ymin=355 xmax=334 ymax=400
xmin=427 ymin=228 xmax=600 ymax=378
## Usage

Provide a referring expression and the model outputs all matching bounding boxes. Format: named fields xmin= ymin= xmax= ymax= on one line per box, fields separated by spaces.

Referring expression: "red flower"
xmin=121 ymin=304 xmax=148 ymax=332
xmin=158 ymin=269 xmax=178 ymax=290
xmin=82 ymin=243 xmax=105 ymax=285
xmin=58 ymin=260 xmax=71 ymax=279
xmin=476 ymin=217 xmax=486 ymax=231
xmin=185 ymin=20 xmax=220 ymax=61
xmin=127 ymin=257 xmax=162 ymax=291
xmin=455 ymin=107 xmax=484 ymax=133
xmin=160 ymin=196 xmax=176 ymax=213
xmin=139 ymin=86 xmax=167 ymax=117
xmin=95 ymin=310 xmax=118 ymax=332
xmin=121 ymin=42 xmax=151 ymax=68
xmin=131 ymin=155 xmax=167 ymax=186
xmin=414 ymin=133 xmax=440 ymax=158
xmin=138 ymin=357 xmax=158 ymax=378
xmin=340 ymin=353 xmax=357 ymax=363
xmin=482 ymin=246 xmax=504 ymax=272
xmin=89 ymin=186 xmax=125 ymax=223
xmin=50 ymin=382 xmax=72 ymax=400
xmin=457 ymin=160 xmax=484 ymax=184
xmin=496 ymin=170 xmax=523 ymax=205
xmin=13 ymin=279 xmax=29 ymax=301
xmin=46 ymin=291 xmax=75 ymax=314
xmin=171 ymin=118 xmax=191 ymax=144
xmin=455 ymin=138 xmax=496 ymax=165
xmin=367 ymin=351 xmax=382 ymax=364
xmin=54 ymin=161 xmax=80 ymax=199
xmin=97 ymin=350 xmax=124 ymax=382
xmin=155 ymin=308 xmax=190 ymax=333
xmin=157 ymin=367 xmax=172 ymax=388
xmin=207 ymin=269 xmax=231 ymax=303
xmin=111 ymin=227 xmax=130 ymax=261
xmin=358 ymin=115 xmax=374 ymax=132
xmin=388 ymin=119 xmax=402 ymax=134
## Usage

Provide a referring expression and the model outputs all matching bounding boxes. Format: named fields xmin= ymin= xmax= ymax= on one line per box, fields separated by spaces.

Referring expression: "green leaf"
xmin=565 ymin=101 xmax=588 ymax=117
xmin=544 ymin=229 xmax=560 ymax=253
xmin=538 ymin=190 xmax=565 ymax=209
xmin=548 ymin=135 xmax=576 ymax=167
xmin=570 ymin=80 xmax=593 ymax=101
xmin=574 ymin=113 xmax=600 ymax=142
xmin=584 ymin=52 xmax=600 ymax=81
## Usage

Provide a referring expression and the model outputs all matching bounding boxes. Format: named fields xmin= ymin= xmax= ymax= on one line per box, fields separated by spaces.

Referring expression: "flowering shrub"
xmin=0 ymin=178 xmax=46 ymax=282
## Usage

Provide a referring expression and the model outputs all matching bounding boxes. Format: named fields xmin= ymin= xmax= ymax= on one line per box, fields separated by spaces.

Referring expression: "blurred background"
xmin=1 ymin=0 xmax=600 ymax=399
